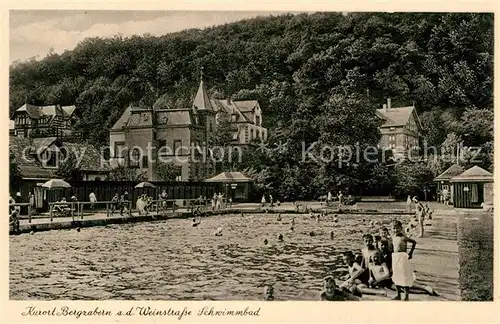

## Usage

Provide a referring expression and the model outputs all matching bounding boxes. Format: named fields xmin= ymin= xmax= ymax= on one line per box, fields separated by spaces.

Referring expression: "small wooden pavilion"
xmin=205 ymin=172 xmax=253 ymax=202
xmin=450 ymin=166 xmax=493 ymax=209
xmin=433 ymin=164 xmax=464 ymax=204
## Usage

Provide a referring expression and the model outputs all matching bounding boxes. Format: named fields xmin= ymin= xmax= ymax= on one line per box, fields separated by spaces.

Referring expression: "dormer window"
xmin=390 ymin=127 xmax=395 ymax=131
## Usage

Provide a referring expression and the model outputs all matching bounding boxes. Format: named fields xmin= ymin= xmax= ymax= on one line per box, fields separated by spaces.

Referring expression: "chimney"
xmin=387 ymin=98 xmax=391 ymax=109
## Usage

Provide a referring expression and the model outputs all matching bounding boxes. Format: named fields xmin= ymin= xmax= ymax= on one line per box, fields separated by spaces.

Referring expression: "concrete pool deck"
xmin=11 ymin=202 xmax=461 ymax=301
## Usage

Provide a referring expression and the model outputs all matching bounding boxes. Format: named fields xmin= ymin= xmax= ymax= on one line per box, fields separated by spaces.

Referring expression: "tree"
xmin=56 ymin=152 xmax=82 ymax=181
xmin=213 ymin=110 xmax=234 ymax=147
xmin=156 ymin=162 xmax=177 ymax=181
xmin=10 ymin=153 xmax=22 ymax=192
xmin=108 ymin=165 xmax=146 ymax=181
xmin=394 ymin=161 xmax=435 ymax=199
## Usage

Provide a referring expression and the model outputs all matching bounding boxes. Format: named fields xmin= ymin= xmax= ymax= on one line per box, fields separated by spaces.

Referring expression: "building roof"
xmin=451 ymin=165 xmax=493 ymax=183
xmin=31 ymin=137 xmax=59 ymax=154
xmin=16 ymin=103 xmax=76 ymax=119
xmin=234 ymin=100 xmax=258 ymax=112
xmin=434 ymin=164 xmax=464 ymax=181
xmin=10 ymin=136 xmax=109 ymax=179
xmin=211 ymin=99 xmax=251 ymax=123
xmin=163 ymin=110 xmax=192 ymax=126
xmin=61 ymin=105 xmax=76 ymax=117
xmin=10 ymin=136 xmax=57 ymax=179
xmin=111 ymin=106 xmax=132 ymax=131
xmin=64 ymin=143 xmax=111 ymax=172
xmin=192 ymin=79 xmax=214 ymax=111
xmin=376 ymin=106 xmax=415 ymax=127
xmin=205 ymin=171 xmax=253 ymax=183
xmin=126 ymin=109 xmax=154 ymax=127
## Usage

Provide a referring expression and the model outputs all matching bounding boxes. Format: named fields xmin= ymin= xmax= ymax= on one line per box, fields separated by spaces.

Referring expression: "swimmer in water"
xmin=320 ymin=276 xmax=360 ymax=301
xmin=214 ymin=227 xmax=223 ymax=236
xmin=278 ymin=234 xmax=284 ymax=242
xmin=264 ymin=285 xmax=274 ymax=301
xmin=192 ymin=218 xmax=201 ymax=227
xmin=330 ymin=231 xmax=334 ymax=240
xmin=309 ymin=231 xmax=315 ymax=236
xmin=333 ymin=215 xmax=338 ymax=223
xmin=277 ymin=213 xmax=282 ymax=221
xmin=76 ymin=227 xmax=81 ymax=232
xmin=264 ymin=239 xmax=268 ymax=245
xmin=290 ymin=226 xmax=294 ymax=231
xmin=241 ymin=212 xmax=244 ymax=217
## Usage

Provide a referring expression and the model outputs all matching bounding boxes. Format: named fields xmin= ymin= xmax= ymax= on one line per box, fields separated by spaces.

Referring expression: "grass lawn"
xmin=457 ymin=211 xmax=494 ymax=301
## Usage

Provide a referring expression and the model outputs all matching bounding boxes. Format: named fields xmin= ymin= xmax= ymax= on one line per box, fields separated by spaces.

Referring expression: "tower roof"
xmin=192 ymin=77 xmax=214 ymax=112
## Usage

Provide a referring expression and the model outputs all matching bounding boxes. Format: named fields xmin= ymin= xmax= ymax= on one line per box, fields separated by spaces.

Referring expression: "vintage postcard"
xmin=2 ymin=1 xmax=499 ymax=323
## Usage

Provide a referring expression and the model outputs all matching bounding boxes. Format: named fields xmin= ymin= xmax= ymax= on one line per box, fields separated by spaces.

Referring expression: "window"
xmin=173 ymin=140 xmax=182 ymax=155
xmin=46 ymin=150 xmax=57 ymax=167
xmin=256 ymin=115 xmax=261 ymax=126
xmin=129 ymin=148 xmax=141 ymax=168
xmin=256 ymin=130 xmax=260 ymax=138
xmin=209 ymin=122 xmax=213 ymax=132
xmin=114 ymin=141 xmax=126 ymax=158
xmin=390 ymin=127 xmax=395 ymax=132
xmin=175 ymin=166 xmax=183 ymax=181
xmin=142 ymin=156 xmax=148 ymax=169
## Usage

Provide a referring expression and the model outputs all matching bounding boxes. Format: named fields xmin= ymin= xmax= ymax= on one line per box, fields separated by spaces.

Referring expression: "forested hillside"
xmin=9 ymin=12 xmax=494 ymax=198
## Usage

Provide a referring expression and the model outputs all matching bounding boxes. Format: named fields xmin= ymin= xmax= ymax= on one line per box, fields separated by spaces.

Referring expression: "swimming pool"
xmin=10 ymin=213 xmax=411 ymax=300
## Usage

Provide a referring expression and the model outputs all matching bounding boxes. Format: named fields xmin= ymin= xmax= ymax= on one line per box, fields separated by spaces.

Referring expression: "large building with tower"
xmin=109 ymin=76 xmax=268 ymax=181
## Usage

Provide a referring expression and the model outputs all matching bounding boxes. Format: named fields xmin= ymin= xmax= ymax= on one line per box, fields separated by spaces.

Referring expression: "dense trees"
xmin=56 ymin=152 xmax=82 ymax=181
xmin=9 ymin=12 xmax=493 ymax=199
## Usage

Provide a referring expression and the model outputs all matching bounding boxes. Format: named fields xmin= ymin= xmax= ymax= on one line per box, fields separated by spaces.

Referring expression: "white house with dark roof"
xmin=12 ymin=102 xmax=78 ymax=138
xmin=211 ymin=98 xmax=268 ymax=146
xmin=376 ymin=98 xmax=424 ymax=159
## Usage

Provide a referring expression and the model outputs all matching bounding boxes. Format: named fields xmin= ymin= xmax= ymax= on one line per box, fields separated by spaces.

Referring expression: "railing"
xmin=9 ymin=203 xmax=35 ymax=223
xmin=38 ymin=198 xmax=233 ymax=222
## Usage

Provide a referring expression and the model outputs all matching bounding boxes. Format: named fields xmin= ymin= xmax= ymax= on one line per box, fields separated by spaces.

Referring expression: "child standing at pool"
xmin=414 ymin=198 xmax=425 ymax=238
xmin=391 ymin=220 xmax=417 ymax=300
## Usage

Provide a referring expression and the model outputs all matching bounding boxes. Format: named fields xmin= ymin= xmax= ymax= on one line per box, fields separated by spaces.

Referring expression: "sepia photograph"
xmin=8 ymin=10 xmax=494 ymax=305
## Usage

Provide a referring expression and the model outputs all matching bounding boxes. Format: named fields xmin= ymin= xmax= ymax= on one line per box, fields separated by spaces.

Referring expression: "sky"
xmin=9 ymin=10 xmax=286 ymax=64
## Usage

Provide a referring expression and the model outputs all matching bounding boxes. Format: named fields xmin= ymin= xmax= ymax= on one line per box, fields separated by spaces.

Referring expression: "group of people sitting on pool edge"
xmin=263 ymin=219 xmax=439 ymax=301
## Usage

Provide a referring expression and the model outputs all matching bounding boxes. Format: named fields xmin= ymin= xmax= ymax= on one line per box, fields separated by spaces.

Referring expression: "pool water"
xmin=10 ymin=213 xmax=411 ymax=300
